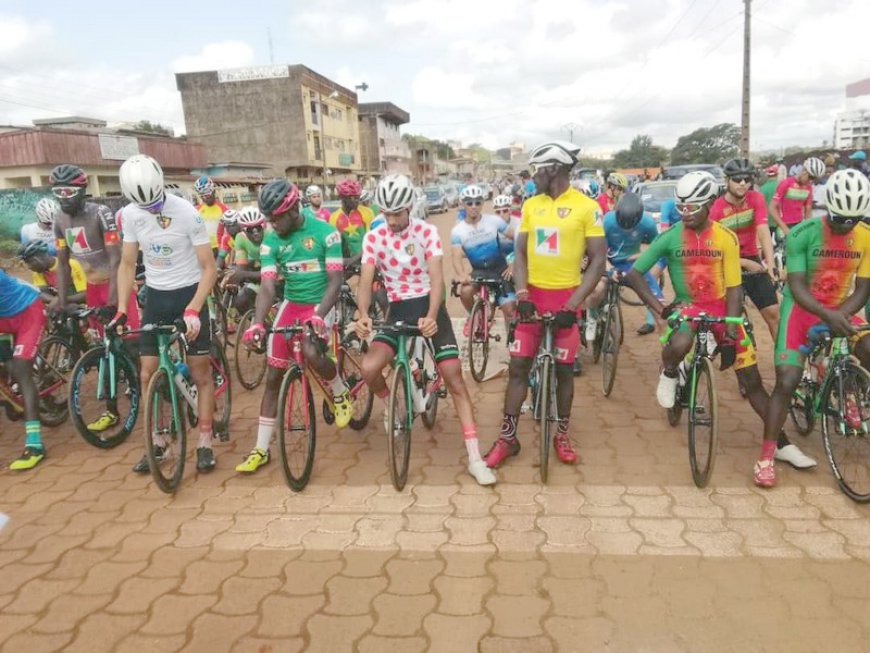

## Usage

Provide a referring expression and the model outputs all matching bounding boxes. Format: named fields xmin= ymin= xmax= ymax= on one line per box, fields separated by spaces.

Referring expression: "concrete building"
xmin=834 ymin=78 xmax=870 ymax=149
xmin=358 ymin=102 xmax=411 ymax=180
xmin=175 ymin=64 xmax=363 ymax=187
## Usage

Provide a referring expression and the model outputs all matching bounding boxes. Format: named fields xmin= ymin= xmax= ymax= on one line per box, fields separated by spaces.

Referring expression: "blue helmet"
xmin=194 ymin=175 xmax=215 ymax=195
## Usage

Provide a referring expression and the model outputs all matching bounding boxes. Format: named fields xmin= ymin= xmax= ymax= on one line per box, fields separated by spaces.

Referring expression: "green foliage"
xmin=131 ymin=120 xmax=172 ymax=136
xmin=401 ymin=134 xmax=456 ymax=160
xmin=612 ymin=134 xmax=670 ymax=168
xmin=670 ymin=123 xmax=740 ymax=165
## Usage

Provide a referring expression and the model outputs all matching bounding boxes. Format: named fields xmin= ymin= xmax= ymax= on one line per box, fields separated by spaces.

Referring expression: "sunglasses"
xmin=676 ymin=202 xmax=706 ymax=216
xmin=495 ymin=208 xmax=511 ymax=214
xmin=529 ymin=163 xmax=556 ymax=175
xmin=244 ymin=225 xmax=264 ymax=234
xmin=463 ymin=200 xmax=483 ymax=206
xmin=828 ymin=212 xmax=860 ymax=227
xmin=728 ymin=175 xmax=753 ymax=184
xmin=52 ymin=186 xmax=82 ymax=199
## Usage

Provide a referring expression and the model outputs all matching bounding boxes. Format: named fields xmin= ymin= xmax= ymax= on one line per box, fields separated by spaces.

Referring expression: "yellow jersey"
xmin=197 ymin=201 xmax=229 ymax=248
xmin=518 ymin=187 xmax=604 ymax=289
xmin=32 ymin=259 xmax=87 ymax=294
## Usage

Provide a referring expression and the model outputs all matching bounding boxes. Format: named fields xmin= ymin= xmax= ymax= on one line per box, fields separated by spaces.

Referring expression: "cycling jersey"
xmin=362 ymin=219 xmax=443 ymax=302
xmin=708 ymin=190 xmax=768 ymax=258
xmin=0 ymin=270 xmax=39 ymax=318
xmin=217 ymin=232 xmax=235 ymax=259
xmin=260 ymin=216 xmax=343 ymax=305
xmin=53 ymin=202 xmax=120 ymax=284
xmin=32 ymin=259 xmax=87 ymax=293
xmin=121 ymin=194 xmax=211 ymax=291
xmin=233 ymin=232 xmax=261 ymax=267
xmin=518 ymin=187 xmax=604 ymax=290
xmin=450 ymin=214 xmax=508 ymax=270
xmin=302 ymin=205 xmax=330 ymax=223
xmin=597 ymin=193 xmax=616 ymax=215
xmin=329 ymin=205 xmax=374 ymax=257
xmin=773 ymin=177 xmax=812 ymax=226
xmin=196 ymin=200 xmax=229 ymax=248
xmin=20 ymin=222 xmax=57 ymax=255
xmin=603 ymin=211 xmax=658 ymax=265
xmin=784 ymin=217 xmax=870 ymax=308
xmin=658 ymin=199 xmax=680 ymax=231
xmin=633 ymin=221 xmax=741 ymax=305
xmin=498 ymin=216 xmax=521 ymax=257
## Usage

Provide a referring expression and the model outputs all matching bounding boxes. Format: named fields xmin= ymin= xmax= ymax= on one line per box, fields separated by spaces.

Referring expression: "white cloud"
xmin=0 ymin=15 xmax=52 ymax=59
xmin=171 ymin=41 xmax=256 ymax=73
xmin=412 ymin=66 xmax=487 ymax=109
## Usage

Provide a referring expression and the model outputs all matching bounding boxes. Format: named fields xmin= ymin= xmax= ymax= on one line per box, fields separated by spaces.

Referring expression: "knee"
xmin=508 ymin=358 xmax=532 ymax=381
xmin=361 ymin=355 xmax=383 ymax=384
xmin=772 ymin=369 xmax=800 ymax=397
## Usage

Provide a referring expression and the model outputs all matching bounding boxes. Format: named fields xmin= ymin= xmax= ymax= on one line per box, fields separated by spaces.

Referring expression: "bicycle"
xmin=0 ymin=333 xmax=73 ymax=427
xmin=660 ymin=312 xmax=753 ymax=488
xmin=233 ymin=305 xmax=275 ymax=391
xmin=590 ymin=270 xmax=624 ymax=396
xmin=461 ymin=275 xmax=508 ymax=383
xmin=374 ymin=322 xmax=444 ymax=491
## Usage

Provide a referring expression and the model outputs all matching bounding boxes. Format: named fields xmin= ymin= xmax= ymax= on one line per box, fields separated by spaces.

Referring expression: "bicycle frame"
xmin=0 ymin=348 xmax=67 ymax=415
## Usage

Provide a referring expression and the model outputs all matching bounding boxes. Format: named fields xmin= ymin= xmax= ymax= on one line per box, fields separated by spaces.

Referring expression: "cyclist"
xmin=760 ymin=170 xmax=870 ymax=487
xmin=21 ymin=198 xmax=59 ymax=254
xmin=329 ymin=179 xmax=374 ymax=268
xmin=360 ymin=188 xmax=379 ymax=216
xmin=709 ymin=158 xmax=779 ymax=338
xmin=598 ymin=172 xmax=628 ymax=215
xmin=216 ymin=210 xmax=241 ymax=270
xmin=302 ymin=185 xmax=330 ymax=223
xmin=237 ymin=180 xmax=352 ymax=473
xmin=625 ymin=171 xmax=815 ymax=487
xmin=354 ymin=174 xmax=494 ymax=486
xmin=18 ymin=240 xmax=86 ymax=305
xmin=520 ymin=170 xmax=536 ymax=200
xmin=114 ymin=155 xmax=220 ymax=473
xmin=224 ymin=207 xmax=265 ymax=315
xmin=451 ymin=185 xmax=516 ymax=335
xmin=492 ymin=194 xmax=519 ymax=257
xmin=769 ymin=157 xmax=824 ymax=235
xmin=485 ymin=141 xmax=607 ymax=469
xmin=193 ymin=175 xmax=229 ymax=252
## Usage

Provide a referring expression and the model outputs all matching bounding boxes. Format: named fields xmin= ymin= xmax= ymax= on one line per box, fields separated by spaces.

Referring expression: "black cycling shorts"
xmin=742 ymin=257 xmax=778 ymax=311
xmin=373 ymin=296 xmax=459 ymax=362
xmin=140 ymin=283 xmax=211 ymax=357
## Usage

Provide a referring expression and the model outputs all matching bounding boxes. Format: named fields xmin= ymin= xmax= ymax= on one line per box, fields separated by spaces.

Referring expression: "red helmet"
xmin=765 ymin=164 xmax=778 ymax=177
xmin=258 ymin=179 xmax=300 ymax=216
xmin=336 ymin=179 xmax=362 ymax=197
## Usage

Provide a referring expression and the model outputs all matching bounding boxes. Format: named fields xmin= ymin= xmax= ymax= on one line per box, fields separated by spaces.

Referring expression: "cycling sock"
xmin=24 ymin=421 xmax=42 ymax=450
xmin=327 ymin=373 xmax=347 ymax=398
xmin=500 ymin=414 xmax=518 ymax=440
xmin=256 ymin=417 xmax=275 ymax=451
xmin=557 ymin=418 xmax=570 ymax=435
xmin=663 ymin=368 xmax=679 ymax=378
xmin=644 ymin=308 xmax=655 ymax=326
xmin=462 ymin=424 xmax=482 ymax=464
xmin=760 ymin=439 xmax=777 ymax=461
xmin=776 ymin=432 xmax=789 ymax=448
xmin=197 ymin=423 xmax=213 ymax=449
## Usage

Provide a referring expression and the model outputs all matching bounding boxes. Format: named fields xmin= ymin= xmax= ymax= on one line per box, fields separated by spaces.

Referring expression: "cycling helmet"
xmin=35 ymin=197 xmax=61 ymax=225
xmin=49 ymin=164 xmax=88 ymax=187
xmin=723 ymin=158 xmax=756 ymax=179
xmin=221 ymin=209 xmax=240 ymax=225
xmin=360 ymin=189 xmax=373 ymax=203
xmin=305 ymin=184 xmax=322 ymax=199
xmin=336 ymin=179 xmax=362 ymax=197
xmin=258 ymin=179 xmax=300 ymax=216
xmin=825 ymin=169 xmax=870 ymax=218
xmin=238 ymin=206 xmax=265 ymax=228
xmin=675 ymin=171 xmax=719 ymax=205
xmin=460 ymin=185 xmax=485 ymax=201
xmin=574 ymin=179 xmax=600 ymax=199
xmin=119 ymin=155 xmax=165 ymax=208
xmin=527 ymin=140 xmax=581 ymax=168
xmin=493 ymin=194 xmax=512 ymax=209
xmin=375 ymin=174 xmax=415 ymax=212
xmin=803 ymin=157 xmax=825 ymax=180
xmin=765 ymin=164 xmax=778 ymax=177
xmin=194 ymin=175 xmax=215 ymax=195
xmin=615 ymin=192 xmax=645 ymax=230
xmin=18 ymin=240 xmax=49 ymax=260
xmin=606 ymin=173 xmax=628 ymax=190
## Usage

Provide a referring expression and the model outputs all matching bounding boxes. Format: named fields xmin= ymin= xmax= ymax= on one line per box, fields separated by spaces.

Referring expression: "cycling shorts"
xmin=775 ymin=296 xmax=869 ymax=368
xmin=373 ymin=296 xmax=459 ymax=363
xmin=741 ymin=257 xmax=778 ymax=311
xmin=471 ymin=268 xmax=516 ymax=307
xmin=509 ymin=286 xmax=579 ymax=365
xmin=140 ymin=284 xmax=211 ymax=357
xmin=267 ymin=300 xmax=333 ymax=370
xmin=670 ymin=302 xmax=757 ymax=372
xmin=87 ymin=281 xmax=141 ymax=332
xmin=611 ymin=261 xmax=663 ymax=301
xmin=0 ymin=299 xmax=45 ymax=360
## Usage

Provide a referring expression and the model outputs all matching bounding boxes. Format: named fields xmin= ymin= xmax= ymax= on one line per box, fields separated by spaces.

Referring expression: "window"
xmin=334 ymin=108 xmax=343 ymax=121
xmin=310 ymin=100 xmax=318 ymax=125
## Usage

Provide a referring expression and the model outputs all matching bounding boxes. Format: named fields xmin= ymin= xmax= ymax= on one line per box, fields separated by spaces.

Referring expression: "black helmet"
xmin=18 ymin=240 xmax=49 ymax=260
xmin=615 ymin=192 xmax=644 ymax=230
xmin=49 ymin=164 xmax=88 ymax=187
xmin=258 ymin=179 xmax=300 ymax=216
xmin=722 ymin=158 xmax=756 ymax=179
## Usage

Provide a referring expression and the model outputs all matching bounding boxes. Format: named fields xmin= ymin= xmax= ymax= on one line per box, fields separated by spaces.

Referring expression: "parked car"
xmin=441 ymin=184 xmax=459 ymax=208
xmin=660 ymin=164 xmax=724 ymax=183
xmin=634 ymin=180 xmax=678 ymax=227
xmin=411 ymin=187 xmax=429 ymax=220
xmin=424 ymin=186 xmax=449 ymax=214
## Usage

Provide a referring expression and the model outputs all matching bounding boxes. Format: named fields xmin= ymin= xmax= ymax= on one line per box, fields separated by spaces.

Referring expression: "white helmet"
xmin=825 ymin=169 xmax=870 ymax=218
xmin=119 ymin=155 xmax=165 ymax=208
xmin=221 ymin=209 xmax=240 ymax=225
xmin=493 ymin=194 xmax=512 ymax=209
xmin=375 ymin=174 xmax=415 ymax=212
xmin=675 ymin=171 xmax=719 ymax=204
xmin=35 ymin=197 xmax=61 ymax=225
xmin=528 ymin=140 xmax=581 ymax=168
xmin=360 ymin=189 xmax=373 ymax=203
xmin=238 ymin=206 xmax=265 ymax=228
xmin=460 ymin=184 xmax=485 ymax=201
xmin=305 ymin=184 xmax=322 ymax=198
xmin=803 ymin=157 xmax=825 ymax=180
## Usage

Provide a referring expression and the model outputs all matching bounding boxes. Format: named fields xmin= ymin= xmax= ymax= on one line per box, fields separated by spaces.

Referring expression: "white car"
xmin=411 ymin=187 xmax=429 ymax=220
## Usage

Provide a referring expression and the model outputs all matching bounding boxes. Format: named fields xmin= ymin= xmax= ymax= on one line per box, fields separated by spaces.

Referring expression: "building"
xmin=357 ymin=102 xmax=411 ymax=181
xmin=175 ymin=64 xmax=363 ymax=187
xmin=834 ymin=78 xmax=870 ymax=149
xmin=409 ymin=141 xmax=437 ymax=184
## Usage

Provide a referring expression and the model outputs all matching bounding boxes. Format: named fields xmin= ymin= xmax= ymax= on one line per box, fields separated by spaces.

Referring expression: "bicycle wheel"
xmin=34 ymin=336 xmax=73 ymax=427
xmin=339 ymin=336 xmax=374 ymax=430
xmin=210 ymin=298 xmax=228 ymax=352
xmin=789 ymin=375 xmax=816 ymax=436
xmin=387 ymin=362 xmax=412 ymax=491
xmin=420 ymin=343 xmax=439 ymax=430
xmin=591 ymin=316 xmax=603 ymax=364
xmin=539 ymin=357 xmax=553 ymax=483
xmin=601 ymin=303 xmax=621 ymax=397
xmin=667 ymin=380 xmax=684 ymax=426
xmin=143 ymin=367 xmax=186 ymax=494
xmin=687 ymin=357 xmax=718 ymax=488
xmin=276 ymin=367 xmax=316 ymax=492
xmin=210 ymin=341 xmax=232 ymax=440
xmin=618 ymin=284 xmax=644 ymax=306
xmin=69 ymin=346 xmax=140 ymax=448
xmin=234 ymin=309 xmax=267 ymax=390
xmin=820 ymin=361 xmax=870 ymax=502
xmin=467 ymin=298 xmax=489 ymax=383
xmin=616 ymin=299 xmax=625 ymax=345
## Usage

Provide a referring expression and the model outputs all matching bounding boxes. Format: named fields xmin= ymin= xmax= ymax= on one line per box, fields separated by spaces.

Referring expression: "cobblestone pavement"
xmin=2 ymin=208 xmax=870 ymax=652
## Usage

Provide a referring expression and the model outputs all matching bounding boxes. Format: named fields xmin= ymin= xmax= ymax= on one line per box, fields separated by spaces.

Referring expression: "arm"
xmin=253 ymin=275 xmax=275 ymax=326
xmin=116 ymin=242 xmax=139 ymax=315
xmin=451 ymin=245 xmax=468 ymax=281
xmin=418 ymin=255 xmax=444 ymax=337
xmin=106 ymin=243 xmax=121 ymax=306
xmin=840 ymin=277 xmax=870 ymax=317
xmin=757 ymin=225 xmax=775 ymax=275
xmin=768 ymin=198 xmax=788 ymax=234
xmin=354 ymin=263 xmax=377 ymax=340
xmin=316 ymin=269 xmax=343 ymax=319
xmin=55 ymin=246 xmax=72 ymax=310
xmin=513 ymin=232 xmax=529 ymax=294
xmin=625 ymin=268 xmax=665 ymax=315
xmin=565 ymin=237 xmax=606 ymax=311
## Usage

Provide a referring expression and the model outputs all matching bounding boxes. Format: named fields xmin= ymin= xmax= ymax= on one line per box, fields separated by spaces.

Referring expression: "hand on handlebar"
xmin=822 ymin=309 xmax=856 ymax=337
xmin=517 ymin=300 xmax=537 ymax=320
xmin=718 ymin=338 xmax=737 ymax=371
xmin=554 ymin=309 xmax=577 ymax=329
xmin=355 ymin=315 xmax=373 ymax=340
xmin=243 ymin=322 xmax=266 ymax=351
xmin=417 ymin=316 xmax=438 ymax=338
xmin=106 ymin=311 xmax=127 ymax=334
xmin=661 ymin=300 xmax=681 ymax=321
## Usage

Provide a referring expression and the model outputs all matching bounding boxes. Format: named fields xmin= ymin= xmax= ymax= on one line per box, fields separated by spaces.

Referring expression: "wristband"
xmin=516 ymin=288 xmax=529 ymax=298
xmin=183 ymin=308 xmax=200 ymax=318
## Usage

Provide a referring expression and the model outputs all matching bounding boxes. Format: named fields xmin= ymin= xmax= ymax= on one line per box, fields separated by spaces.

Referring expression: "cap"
xmin=849 ymin=151 xmax=867 ymax=161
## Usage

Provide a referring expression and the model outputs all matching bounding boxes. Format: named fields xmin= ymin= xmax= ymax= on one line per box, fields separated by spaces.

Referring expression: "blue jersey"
xmin=0 ymin=270 xmax=39 ymax=318
xmin=450 ymin=214 xmax=507 ymax=270
xmin=498 ymin=216 xmax=521 ymax=257
xmin=659 ymin=199 xmax=680 ymax=228
xmin=370 ymin=213 xmax=385 ymax=231
xmin=603 ymin=211 xmax=658 ymax=265
xmin=524 ymin=180 xmax=536 ymax=199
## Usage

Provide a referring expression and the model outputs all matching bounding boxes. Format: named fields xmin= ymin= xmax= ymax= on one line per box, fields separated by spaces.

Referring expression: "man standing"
xmin=769 ymin=157 xmax=824 ymax=235
xmin=329 ymin=179 xmax=374 ymax=268
xmin=597 ymin=172 xmax=628 ymax=215
xmin=193 ymin=175 xmax=229 ymax=252
xmin=21 ymin=198 xmax=59 ymax=254
xmin=302 ymin=185 xmax=331 ymax=223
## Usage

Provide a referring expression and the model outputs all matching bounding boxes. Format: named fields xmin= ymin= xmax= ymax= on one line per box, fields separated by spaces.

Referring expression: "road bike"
xmin=519 ymin=312 xmax=559 ymax=483
xmin=0 ymin=333 xmax=72 ymax=426
xmin=462 ymin=275 xmax=509 ymax=383
xmin=589 ymin=270 xmax=624 ymax=397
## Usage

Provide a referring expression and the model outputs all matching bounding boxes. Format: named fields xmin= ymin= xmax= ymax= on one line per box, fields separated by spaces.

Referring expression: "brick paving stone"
xmin=179 ymin=559 xmax=245 ymax=595
xmin=489 ymin=559 xmax=546 ymax=595
xmin=356 ymin=635 xmax=428 ymax=653
xmin=440 ymin=548 xmax=494 ymax=578
xmin=113 ymin=633 xmax=187 ymax=653
xmin=212 ymin=576 xmax=281 ymax=616
xmin=140 ymin=594 xmax=218 ymax=635
xmin=422 ymin=613 xmax=491 ymax=653
xmin=432 ymin=575 xmax=494 ymax=616
xmin=487 ymin=594 xmax=549 ymax=637
xmin=324 ymin=574 xmax=388 ymax=616
xmin=107 ymin=577 xmax=180 ymax=615
xmin=544 ymin=615 xmax=616 ymax=652
xmin=257 ymin=594 xmax=325 ymax=639
xmin=541 ymin=576 xmax=603 ymax=618
xmin=62 ymin=614 xmax=147 ymax=653
xmin=231 ymin=637 xmax=305 ymax=653
xmin=341 ymin=549 xmax=397 ymax=578
xmin=141 ymin=545 xmax=209 ymax=578
xmin=32 ymin=592 xmax=112 ymax=634
xmin=0 ymin=615 xmax=38 ymax=647
xmin=4 ymin=577 xmax=81 ymax=615
xmin=1 ymin=631 xmax=73 ymax=653
xmin=372 ymin=593 xmax=437 ymax=636
xmin=385 ymin=558 xmax=444 ymax=595
xmin=304 ymin=614 xmax=373 ymax=653
xmin=282 ymin=559 xmax=343 ymax=595
xmin=444 ymin=515 xmax=495 ymax=545
xmin=186 ymin=613 xmax=258 ymax=653
xmin=479 ymin=636 xmax=555 ymax=653
xmin=355 ymin=515 xmax=404 ymax=548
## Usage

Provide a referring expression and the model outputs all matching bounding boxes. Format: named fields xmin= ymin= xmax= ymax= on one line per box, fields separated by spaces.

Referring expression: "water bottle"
xmin=408 ymin=358 xmax=426 ymax=413
xmin=176 ymin=362 xmax=192 ymax=382
xmin=173 ymin=361 xmax=198 ymax=405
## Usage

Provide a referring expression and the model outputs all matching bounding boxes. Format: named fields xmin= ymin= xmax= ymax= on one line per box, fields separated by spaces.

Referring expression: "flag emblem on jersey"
xmin=534 ymin=227 xmax=559 ymax=256
xmin=156 ymin=215 xmax=172 ymax=230
xmin=557 ymin=208 xmax=572 ymax=219
xmin=303 ymin=237 xmax=314 ymax=251
xmin=65 ymin=227 xmax=90 ymax=254
xmin=405 ymin=243 xmax=415 ymax=255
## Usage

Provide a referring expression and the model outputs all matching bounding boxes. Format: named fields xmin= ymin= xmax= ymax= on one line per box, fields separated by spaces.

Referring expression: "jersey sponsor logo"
xmin=508 ymin=339 xmax=522 ymax=353
xmin=149 ymin=243 xmax=173 ymax=256
xmin=721 ymin=208 xmax=754 ymax=229
xmin=811 ymin=248 xmax=861 ymax=259
xmin=283 ymin=259 xmax=322 ymax=274
xmin=325 ymin=231 xmax=341 ymax=248
xmin=557 ymin=207 xmax=572 ymax=219
xmin=65 ymin=227 xmax=91 ymax=254
xmin=405 ymin=243 xmax=415 ymax=255
xmin=675 ymin=248 xmax=722 ymax=258
xmin=156 ymin=215 xmax=172 ymax=230
xmin=302 ymin=237 xmax=315 ymax=251
xmin=534 ymin=227 xmax=560 ymax=256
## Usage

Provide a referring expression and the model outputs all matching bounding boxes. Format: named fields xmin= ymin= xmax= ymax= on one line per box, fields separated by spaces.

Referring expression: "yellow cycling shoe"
xmin=86 ymin=411 xmax=119 ymax=432
xmin=235 ymin=448 xmax=270 ymax=473
xmin=332 ymin=391 xmax=353 ymax=429
xmin=9 ymin=447 xmax=45 ymax=471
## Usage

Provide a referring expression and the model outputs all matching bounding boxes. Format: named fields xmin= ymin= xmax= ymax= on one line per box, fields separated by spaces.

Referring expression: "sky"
xmin=1 ymin=0 xmax=869 ymax=157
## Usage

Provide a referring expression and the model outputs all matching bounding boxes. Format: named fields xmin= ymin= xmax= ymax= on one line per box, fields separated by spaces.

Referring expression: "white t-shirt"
xmin=121 ymin=194 xmax=210 ymax=291
xmin=20 ymin=222 xmax=56 ymax=250
xmin=361 ymin=218 xmax=443 ymax=302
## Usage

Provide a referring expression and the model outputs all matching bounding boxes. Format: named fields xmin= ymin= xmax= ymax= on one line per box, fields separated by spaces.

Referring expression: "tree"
xmin=612 ymin=134 xmax=670 ymax=168
xmin=401 ymin=134 xmax=455 ymax=160
xmin=131 ymin=120 xmax=172 ymax=136
xmin=670 ymin=123 xmax=740 ymax=165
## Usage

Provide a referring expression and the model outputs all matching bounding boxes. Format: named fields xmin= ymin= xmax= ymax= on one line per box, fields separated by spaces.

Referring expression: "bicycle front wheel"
xmin=143 ymin=367 xmax=186 ymax=494
xmin=539 ymin=357 xmax=554 ymax=484
xmin=276 ymin=367 xmax=316 ymax=492
xmin=687 ymin=357 xmax=718 ymax=488
xmin=35 ymin=336 xmax=74 ymax=427
xmin=234 ymin=309 xmax=267 ymax=390
xmin=339 ymin=335 xmax=373 ymax=431
xmin=601 ymin=303 xmax=621 ymax=397
xmin=468 ymin=298 xmax=489 ymax=383
xmin=387 ymin=363 xmax=413 ymax=491
xmin=789 ymin=376 xmax=816 ymax=436
xmin=210 ymin=341 xmax=232 ymax=439
xmin=820 ymin=361 xmax=870 ymax=502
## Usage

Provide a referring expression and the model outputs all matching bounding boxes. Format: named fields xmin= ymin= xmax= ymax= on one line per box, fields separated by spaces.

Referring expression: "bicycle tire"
xmin=591 ymin=316 xmax=603 ymax=364
xmin=420 ymin=343 xmax=439 ymax=430
xmin=789 ymin=377 xmax=816 ymax=436
xmin=468 ymin=298 xmax=489 ymax=383
xmin=276 ymin=366 xmax=316 ymax=492
xmin=688 ymin=357 xmax=718 ymax=488
xmin=210 ymin=341 xmax=232 ymax=439
xmin=820 ymin=361 xmax=870 ymax=502
xmin=387 ymin=362 xmax=412 ymax=491
xmin=339 ymin=336 xmax=374 ymax=431
xmin=210 ymin=297 xmax=228 ymax=352
xmin=601 ymin=303 xmax=620 ymax=397
xmin=143 ymin=367 xmax=186 ymax=494
xmin=69 ymin=346 xmax=140 ymax=448
xmin=539 ymin=356 xmax=553 ymax=483
xmin=234 ymin=309 xmax=267 ymax=390
xmin=667 ymin=382 xmax=684 ymax=426
xmin=616 ymin=299 xmax=625 ymax=345
xmin=35 ymin=336 xmax=73 ymax=427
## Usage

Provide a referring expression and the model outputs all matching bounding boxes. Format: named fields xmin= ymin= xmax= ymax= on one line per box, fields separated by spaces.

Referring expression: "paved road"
xmin=2 ymin=206 xmax=870 ymax=652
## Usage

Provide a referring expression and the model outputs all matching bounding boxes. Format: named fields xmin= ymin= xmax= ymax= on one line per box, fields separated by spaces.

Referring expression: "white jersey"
xmin=121 ymin=194 xmax=210 ymax=291
xmin=362 ymin=218 xmax=443 ymax=302
xmin=20 ymin=222 xmax=55 ymax=250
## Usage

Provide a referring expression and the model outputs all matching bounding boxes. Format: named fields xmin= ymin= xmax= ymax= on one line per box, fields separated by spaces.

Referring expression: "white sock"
xmin=197 ymin=428 xmax=212 ymax=448
xmin=465 ymin=437 xmax=483 ymax=464
xmin=256 ymin=417 xmax=275 ymax=451
xmin=328 ymin=374 xmax=347 ymax=398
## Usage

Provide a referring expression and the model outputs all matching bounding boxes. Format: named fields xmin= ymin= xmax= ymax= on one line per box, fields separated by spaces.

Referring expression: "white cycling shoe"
xmin=656 ymin=372 xmax=678 ymax=408
xmin=468 ymin=460 xmax=497 ymax=486
xmin=775 ymin=443 xmax=817 ymax=469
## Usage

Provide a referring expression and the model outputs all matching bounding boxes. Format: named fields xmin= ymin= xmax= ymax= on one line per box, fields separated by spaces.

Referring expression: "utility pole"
xmin=562 ymin=122 xmax=578 ymax=144
xmin=740 ymin=0 xmax=751 ymax=158
xmin=267 ymin=28 xmax=274 ymax=64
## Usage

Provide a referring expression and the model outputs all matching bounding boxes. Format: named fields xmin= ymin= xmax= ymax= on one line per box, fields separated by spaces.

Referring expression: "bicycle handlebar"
xmin=799 ymin=323 xmax=870 ymax=354
xmin=372 ymin=321 xmax=423 ymax=337
xmin=659 ymin=312 xmax=753 ymax=347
